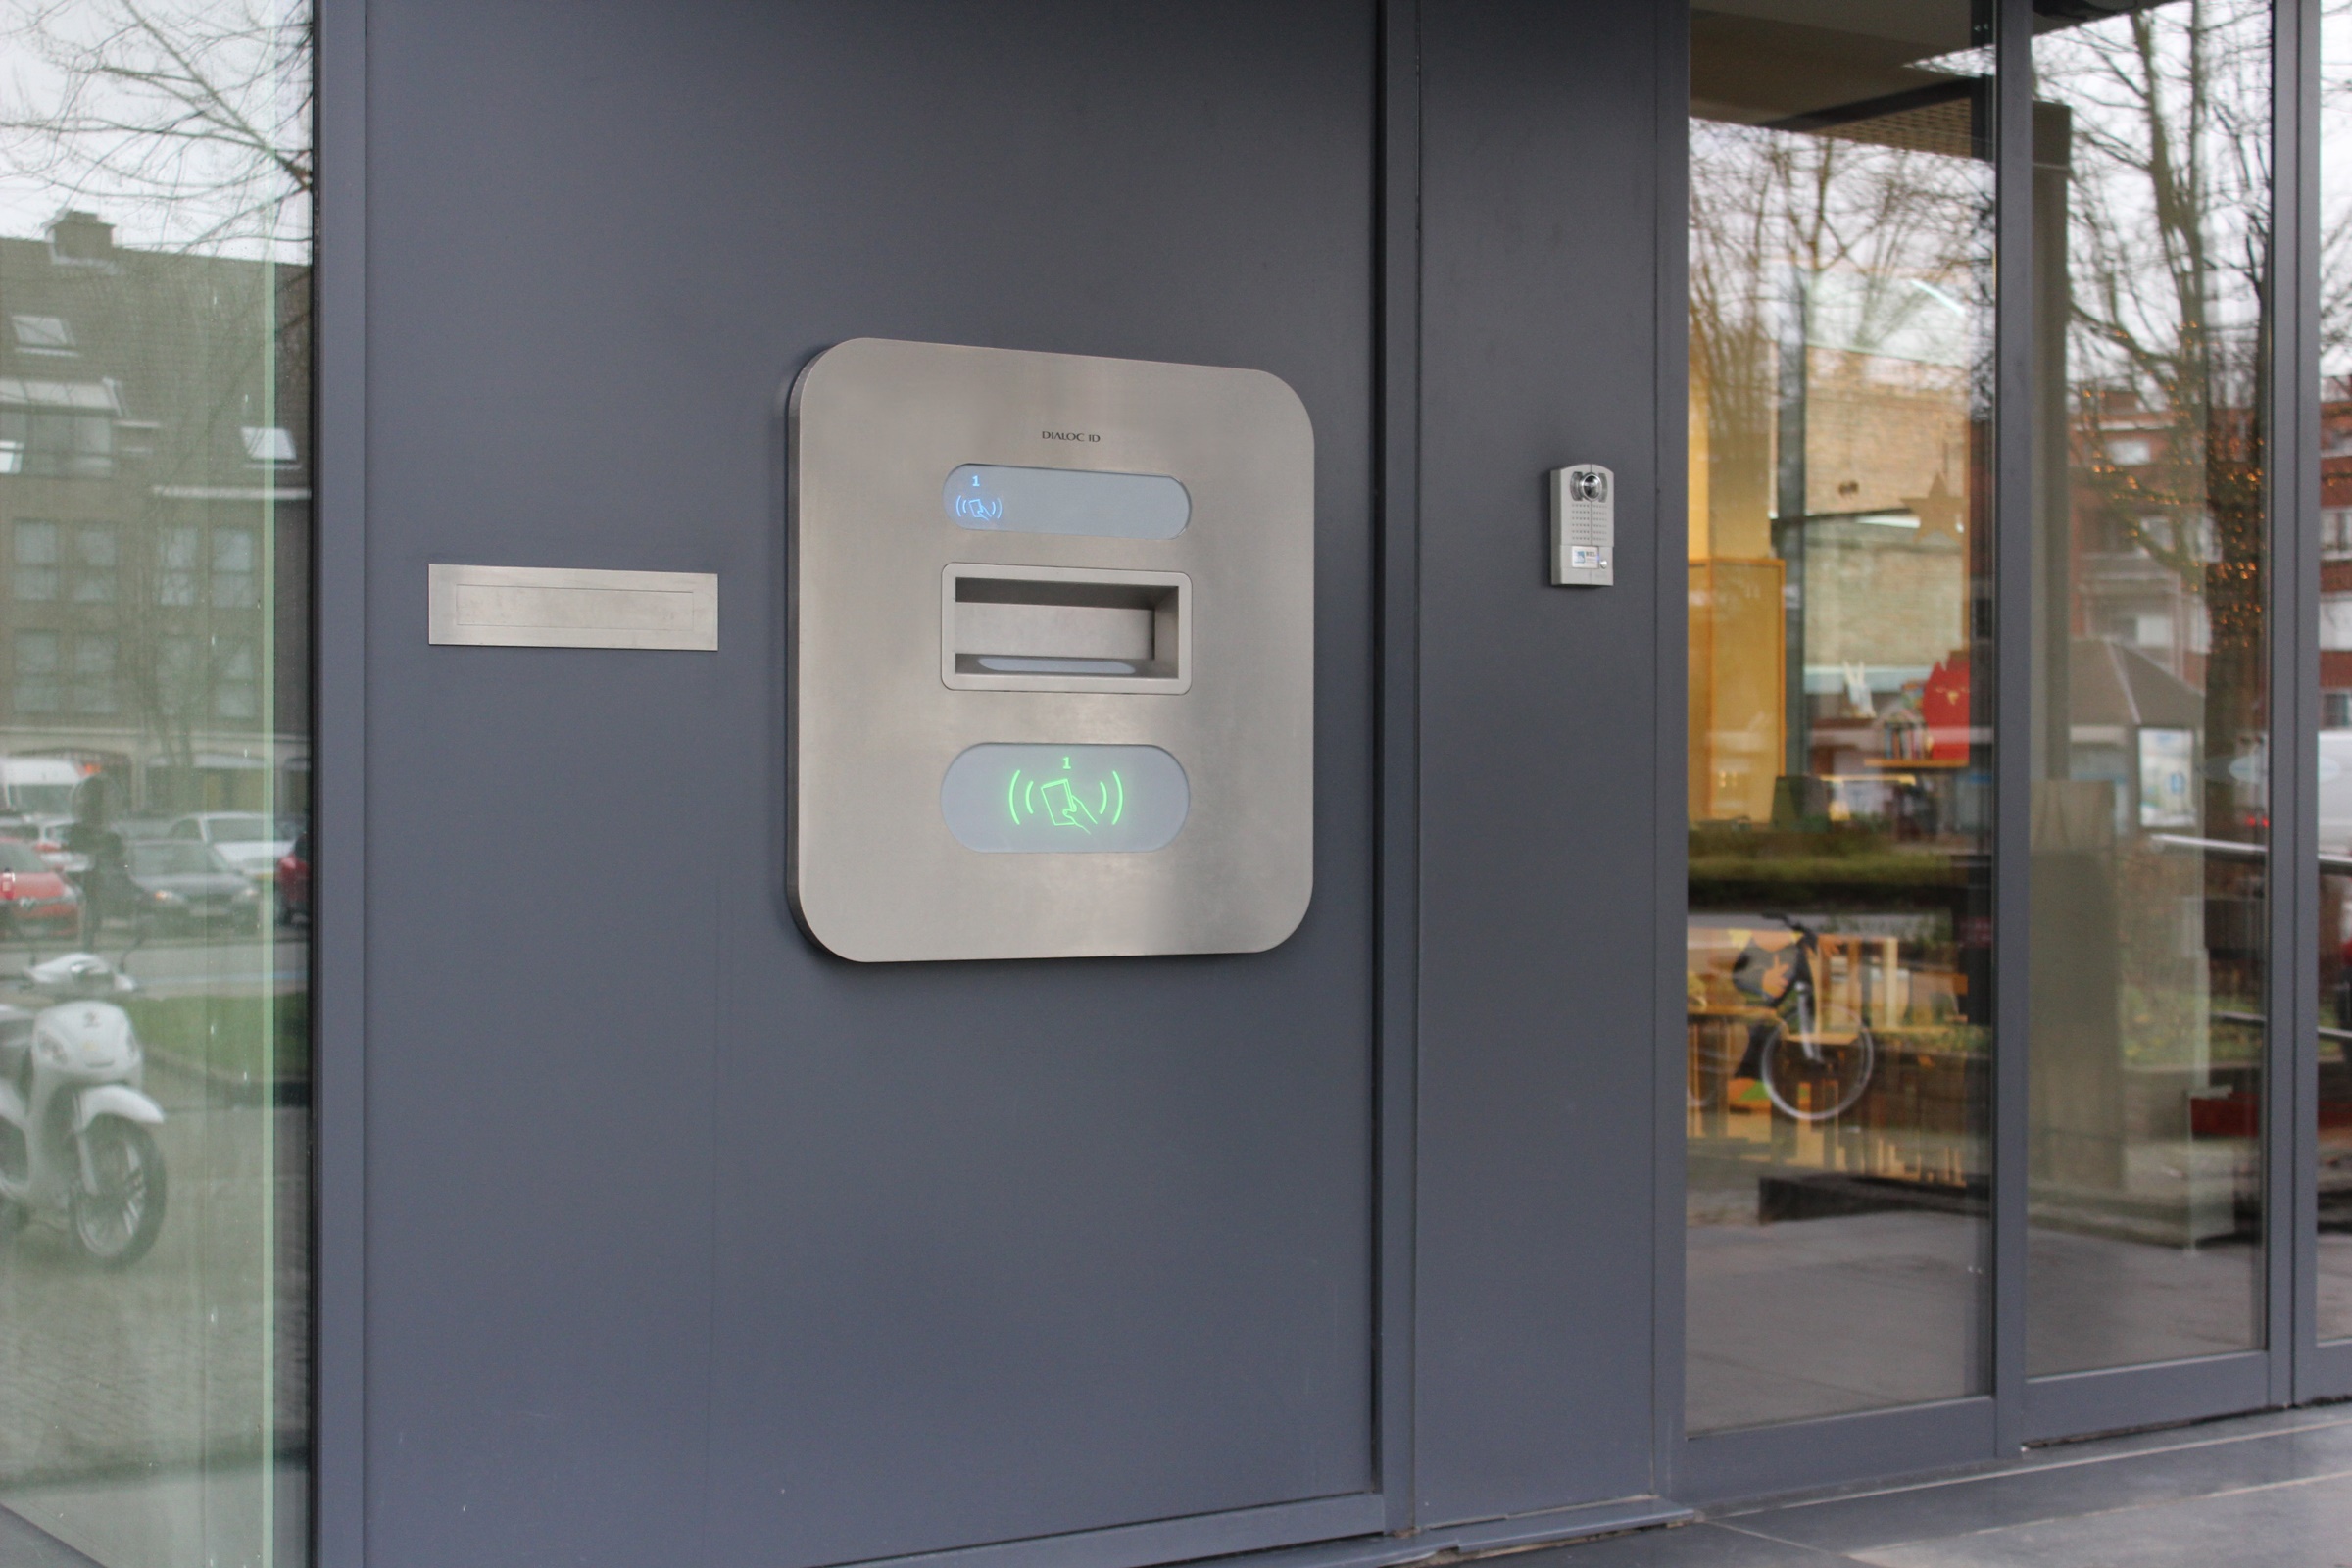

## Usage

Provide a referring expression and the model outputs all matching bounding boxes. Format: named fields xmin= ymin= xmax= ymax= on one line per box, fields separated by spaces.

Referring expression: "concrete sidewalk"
xmin=5 ymin=1406 xmax=2346 ymax=1568
xmin=1525 ymin=1406 xmax=2352 ymax=1567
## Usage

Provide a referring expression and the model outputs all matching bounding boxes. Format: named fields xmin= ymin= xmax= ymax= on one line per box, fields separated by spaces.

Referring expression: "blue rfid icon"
xmin=951 ymin=471 xmax=1004 ymax=523
xmin=942 ymin=464 xmax=1190 ymax=539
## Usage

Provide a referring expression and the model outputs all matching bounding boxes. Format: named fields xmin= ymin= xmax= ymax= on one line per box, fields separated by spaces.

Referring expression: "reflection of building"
xmin=2070 ymin=389 xmax=2212 ymax=695
xmin=0 ymin=211 xmax=309 ymax=812
xmin=1689 ymin=268 xmax=1980 ymax=815
xmin=2324 ymin=377 xmax=2352 ymax=726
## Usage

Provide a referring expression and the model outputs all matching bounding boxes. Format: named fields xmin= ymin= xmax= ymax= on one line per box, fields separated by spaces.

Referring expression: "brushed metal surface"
xmin=955 ymin=601 xmax=1152 ymax=662
xmin=427 ymin=564 xmax=718 ymax=649
xmin=788 ymin=337 xmax=1313 ymax=961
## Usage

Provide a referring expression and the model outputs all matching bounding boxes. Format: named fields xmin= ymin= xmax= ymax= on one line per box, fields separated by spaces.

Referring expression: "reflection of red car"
xmin=276 ymin=832 xmax=310 ymax=925
xmin=0 ymin=838 xmax=78 ymax=933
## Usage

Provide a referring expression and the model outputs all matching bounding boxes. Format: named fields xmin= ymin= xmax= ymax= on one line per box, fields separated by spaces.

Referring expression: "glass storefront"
xmin=1686 ymin=3 xmax=1995 ymax=1434
xmin=2025 ymin=0 xmax=2271 ymax=1378
xmin=0 ymin=0 xmax=2330 ymax=1544
xmin=0 ymin=5 xmax=312 ymax=1565
xmin=1688 ymin=0 xmax=2309 ymax=1437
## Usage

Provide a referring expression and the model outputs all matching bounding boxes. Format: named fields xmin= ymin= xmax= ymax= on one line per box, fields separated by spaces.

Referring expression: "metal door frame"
xmin=2010 ymin=0 xmax=2282 ymax=1447
xmin=314 ymin=0 xmax=366 ymax=1560
xmin=2291 ymin=0 xmax=2352 ymax=1409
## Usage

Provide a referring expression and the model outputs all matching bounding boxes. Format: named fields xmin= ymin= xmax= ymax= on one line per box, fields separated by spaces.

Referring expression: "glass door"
xmin=2024 ymin=0 xmax=2275 ymax=1405
xmin=2312 ymin=0 xmax=2352 ymax=1393
xmin=1681 ymin=0 xmax=2349 ymax=1484
xmin=1685 ymin=0 xmax=1997 ymax=1444
xmin=0 ymin=4 xmax=315 ymax=1564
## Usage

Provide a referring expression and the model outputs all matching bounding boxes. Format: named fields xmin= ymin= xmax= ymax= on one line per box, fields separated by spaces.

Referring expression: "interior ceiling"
xmin=1692 ymin=0 xmax=2173 ymax=129
xmin=1692 ymin=6 xmax=1978 ymax=127
xmin=1695 ymin=0 xmax=1977 ymax=54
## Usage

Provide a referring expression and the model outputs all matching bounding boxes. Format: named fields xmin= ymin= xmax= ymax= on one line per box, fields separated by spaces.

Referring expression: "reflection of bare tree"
xmin=0 ymin=0 xmax=309 ymax=253
xmin=2048 ymin=1 xmax=2271 ymax=829
xmin=1690 ymin=120 xmax=1990 ymax=543
xmin=2322 ymin=1 xmax=2352 ymax=375
xmin=1690 ymin=107 xmax=1991 ymax=800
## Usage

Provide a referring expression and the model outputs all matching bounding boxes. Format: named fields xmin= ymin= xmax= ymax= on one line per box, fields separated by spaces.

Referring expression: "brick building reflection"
xmin=0 ymin=209 xmax=308 ymax=819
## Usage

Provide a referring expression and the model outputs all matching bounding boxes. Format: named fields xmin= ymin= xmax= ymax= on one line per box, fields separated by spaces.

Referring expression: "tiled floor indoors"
xmin=1519 ymin=1405 xmax=2352 ymax=1568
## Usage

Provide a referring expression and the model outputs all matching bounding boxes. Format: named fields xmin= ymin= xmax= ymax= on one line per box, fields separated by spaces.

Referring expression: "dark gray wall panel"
xmin=362 ymin=3 xmax=1380 ymax=1565
xmin=1414 ymin=0 xmax=1662 ymax=1523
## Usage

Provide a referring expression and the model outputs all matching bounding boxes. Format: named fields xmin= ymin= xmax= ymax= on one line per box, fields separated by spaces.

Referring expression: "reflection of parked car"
xmin=0 ymin=838 xmax=77 ymax=936
xmin=20 ymin=816 xmax=84 ymax=874
xmin=276 ymin=831 xmax=310 ymax=926
xmin=166 ymin=813 xmax=294 ymax=884
xmin=122 ymin=841 xmax=263 ymax=935
xmin=112 ymin=817 xmax=175 ymax=842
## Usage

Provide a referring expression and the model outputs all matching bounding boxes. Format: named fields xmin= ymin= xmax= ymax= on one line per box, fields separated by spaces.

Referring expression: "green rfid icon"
xmin=1011 ymin=757 xmax=1124 ymax=833
xmin=941 ymin=743 xmax=1189 ymax=853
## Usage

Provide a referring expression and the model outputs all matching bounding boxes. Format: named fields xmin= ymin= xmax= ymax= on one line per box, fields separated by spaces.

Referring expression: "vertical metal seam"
xmin=2263 ymin=0 xmax=2307 ymax=1405
xmin=1992 ymin=0 xmax=2035 ymax=1455
xmin=1377 ymin=0 xmax=1423 ymax=1532
xmin=1654 ymin=0 xmax=1693 ymax=1496
xmin=313 ymin=0 xmax=368 ymax=1562
xmin=2278 ymin=0 xmax=2324 ymax=1404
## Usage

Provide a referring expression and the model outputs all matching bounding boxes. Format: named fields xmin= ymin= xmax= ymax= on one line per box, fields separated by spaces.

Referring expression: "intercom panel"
xmin=1550 ymin=463 xmax=1615 ymax=586
xmin=788 ymin=338 xmax=1314 ymax=962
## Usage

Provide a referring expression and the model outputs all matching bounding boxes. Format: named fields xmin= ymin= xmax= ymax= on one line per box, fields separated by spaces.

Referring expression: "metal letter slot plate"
xmin=789 ymin=338 xmax=1314 ymax=962
xmin=942 ymin=563 xmax=1191 ymax=692
xmin=428 ymin=564 xmax=718 ymax=650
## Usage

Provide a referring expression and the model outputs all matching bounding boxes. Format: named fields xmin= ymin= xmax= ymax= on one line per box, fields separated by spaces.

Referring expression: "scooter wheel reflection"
xmin=70 ymin=1117 xmax=166 ymax=1267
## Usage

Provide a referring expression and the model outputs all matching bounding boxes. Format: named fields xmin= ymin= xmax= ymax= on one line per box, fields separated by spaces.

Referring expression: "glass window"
xmin=2321 ymin=1 xmax=2352 ymax=1348
xmin=238 ymin=424 xmax=295 ymax=463
xmin=69 ymin=632 xmax=114 ymax=713
xmin=8 ymin=311 xmax=73 ymax=352
xmin=70 ymin=521 xmax=115 ymax=602
xmin=213 ymin=637 xmax=258 ymax=720
xmin=156 ymin=631 xmax=199 ymax=714
xmin=0 ymin=5 xmax=312 ymax=1565
xmin=212 ymin=525 xmax=258 ymax=607
xmin=2326 ymin=597 xmax=2352 ymax=654
xmin=2027 ymin=0 xmax=2272 ymax=1376
xmin=13 ymin=629 xmax=58 ymax=712
xmin=11 ymin=406 xmax=117 ymax=478
xmin=160 ymin=525 xmax=200 ymax=605
xmin=128 ymin=839 xmax=232 ymax=876
xmin=12 ymin=519 xmax=56 ymax=601
xmin=1686 ymin=1 xmax=1994 ymax=1433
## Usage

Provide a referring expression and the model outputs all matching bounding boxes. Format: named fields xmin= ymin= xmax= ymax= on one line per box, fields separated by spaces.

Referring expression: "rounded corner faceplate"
xmin=788 ymin=339 xmax=1313 ymax=962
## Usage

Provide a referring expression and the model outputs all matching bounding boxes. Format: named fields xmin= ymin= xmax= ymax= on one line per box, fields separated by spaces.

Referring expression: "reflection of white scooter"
xmin=0 ymin=953 xmax=167 ymax=1266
